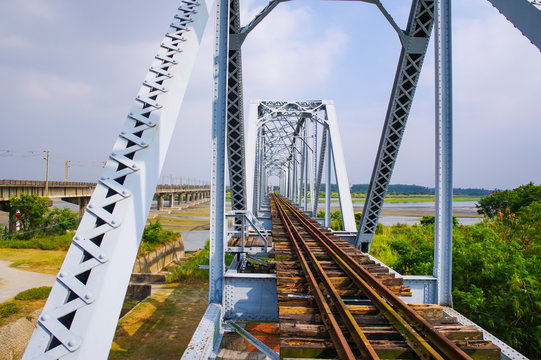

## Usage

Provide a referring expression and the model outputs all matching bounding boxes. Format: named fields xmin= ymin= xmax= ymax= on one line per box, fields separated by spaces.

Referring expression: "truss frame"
xmin=356 ymin=0 xmax=435 ymax=251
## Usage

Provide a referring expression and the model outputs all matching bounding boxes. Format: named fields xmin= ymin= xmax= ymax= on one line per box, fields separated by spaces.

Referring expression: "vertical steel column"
xmin=303 ymin=121 xmax=309 ymax=211
xmin=226 ymin=0 xmax=247 ymax=216
xmin=434 ymin=0 xmax=453 ymax=307
xmin=325 ymin=101 xmax=356 ymax=232
xmin=299 ymin=128 xmax=306 ymax=209
xmin=245 ymin=101 xmax=259 ymax=214
xmin=309 ymin=119 xmax=317 ymax=215
xmin=325 ymin=128 xmax=332 ymax=228
xmin=209 ymin=0 xmax=229 ymax=305
xmin=314 ymin=128 xmax=328 ymax=216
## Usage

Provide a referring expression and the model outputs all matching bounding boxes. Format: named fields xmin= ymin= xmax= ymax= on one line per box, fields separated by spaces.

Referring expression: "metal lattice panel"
xmin=226 ymin=0 xmax=247 ymax=213
xmin=356 ymin=0 xmax=435 ymax=251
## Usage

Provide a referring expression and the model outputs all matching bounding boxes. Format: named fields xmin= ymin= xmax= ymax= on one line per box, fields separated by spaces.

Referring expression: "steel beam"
xmin=434 ymin=0 xmax=453 ymax=307
xmin=325 ymin=101 xmax=356 ymax=232
xmin=22 ymin=1 xmax=213 ymax=358
xmin=314 ymin=129 xmax=328 ymax=216
xmin=486 ymin=0 xmax=541 ymax=50
xmin=209 ymin=0 xmax=229 ymax=305
xmin=226 ymin=0 xmax=247 ymax=217
xmin=356 ymin=0 xmax=435 ymax=251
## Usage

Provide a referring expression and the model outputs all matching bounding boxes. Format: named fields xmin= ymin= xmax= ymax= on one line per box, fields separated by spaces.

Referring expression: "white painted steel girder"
xmin=23 ymin=1 xmax=213 ymax=358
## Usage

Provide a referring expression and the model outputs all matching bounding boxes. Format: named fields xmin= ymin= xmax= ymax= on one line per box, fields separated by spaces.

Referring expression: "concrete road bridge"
xmin=0 ymin=179 xmax=209 ymax=230
xmin=19 ymin=0 xmax=539 ymax=359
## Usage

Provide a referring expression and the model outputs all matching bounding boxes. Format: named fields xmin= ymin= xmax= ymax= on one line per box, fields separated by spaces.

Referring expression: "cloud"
xmin=14 ymin=70 xmax=97 ymax=103
xmin=242 ymin=3 xmax=349 ymax=97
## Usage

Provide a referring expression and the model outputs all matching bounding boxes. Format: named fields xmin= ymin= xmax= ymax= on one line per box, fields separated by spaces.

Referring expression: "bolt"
xmin=84 ymin=292 xmax=93 ymax=301
xmin=67 ymin=339 xmax=79 ymax=348
xmin=111 ymin=152 xmax=117 ymax=157
xmin=111 ymin=220 xmax=117 ymax=225
xmin=73 ymin=235 xmax=80 ymax=241
xmin=155 ymin=103 xmax=160 ymax=107
xmin=120 ymin=131 xmax=126 ymax=135
xmin=122 ymin=190 xmax=128 ymax=195
xmin=40 ymin=314 xmax=49 ymax=322
xmin=132 ymin=164 xmax=138 ymax=169
xmin=88 ymin=204 xmax=93 ymax=209
xmin=140 ymin=142 xmax=146 ymax=146
xmin=59 ymin=271 xmax=67 ymax=278
xmin=98 ymin=254 xmax=106 ymax=261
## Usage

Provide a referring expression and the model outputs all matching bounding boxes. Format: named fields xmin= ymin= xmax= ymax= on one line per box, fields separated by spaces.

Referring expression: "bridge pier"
xmin=157 ymin=194 xmax=164 ymax=211
xmin=61 ymin=196 xmax=90 ymax=220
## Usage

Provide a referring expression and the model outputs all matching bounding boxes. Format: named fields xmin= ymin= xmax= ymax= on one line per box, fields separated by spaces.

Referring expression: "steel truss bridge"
xmin=21 ymin=0 xmax=538 ymax=359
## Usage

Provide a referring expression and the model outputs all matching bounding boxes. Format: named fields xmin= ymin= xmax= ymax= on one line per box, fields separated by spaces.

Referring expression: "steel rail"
xmin=276 ymin=194 xmax=473 ymax=360
xmin=273 ymin=196 xmax=379 ymax=359
xmin=273 ymin=195 xmax=356 ymax=360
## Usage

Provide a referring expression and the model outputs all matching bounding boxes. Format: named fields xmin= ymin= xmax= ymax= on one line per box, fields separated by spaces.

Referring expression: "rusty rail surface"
xmin=271 ymin=194 xmax=473 ymax=360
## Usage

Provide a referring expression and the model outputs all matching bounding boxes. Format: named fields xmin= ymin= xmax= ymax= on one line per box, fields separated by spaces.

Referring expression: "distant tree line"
xmin=274 ymin=184 xmax=493 ymax=196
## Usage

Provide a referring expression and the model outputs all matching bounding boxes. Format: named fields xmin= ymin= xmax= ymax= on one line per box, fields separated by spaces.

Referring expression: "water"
xmin=318 ymin=200 xmax=482 ymax=226
xmin=181 ymin=230 xmax=209 ymax=252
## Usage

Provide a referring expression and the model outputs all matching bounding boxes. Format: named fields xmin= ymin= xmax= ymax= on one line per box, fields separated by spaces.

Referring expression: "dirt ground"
xmin=109 ymin=281 xmax=209 ymax=360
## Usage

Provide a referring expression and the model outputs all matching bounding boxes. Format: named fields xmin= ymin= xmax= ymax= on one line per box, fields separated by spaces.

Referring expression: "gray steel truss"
xmin=247 ymin=100 xmax=356 ymax=231
xmin=434 ymin=0 xmax=453 ymax=307
xmin=485 ymin=0 xmax=541 ymax=50
xmin=23 ymin=1 xmax=213 ymax=358
xmin=226 ymin=0 xmax=247 ymax=215
xmin=356 ymin=0 xmax=435 ymax=252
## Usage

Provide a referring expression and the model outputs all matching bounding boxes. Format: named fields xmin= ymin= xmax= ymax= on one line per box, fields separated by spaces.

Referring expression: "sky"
xmin=0 ymin=0 xmax=539 ymax=190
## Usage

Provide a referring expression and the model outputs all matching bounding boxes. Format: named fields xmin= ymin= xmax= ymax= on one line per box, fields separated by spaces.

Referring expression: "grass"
xmin=167 ymin=240 xmax=235 ymax=282
xmin=14 ymin=286 xmax=51 ymax=300
xmin=0 ymin=287 xmax=53 ymax=326
xmin=0 ymin=302 xmax=19 ymax=318
xmin=0 ymin=232 xmax=72 ymax=250
xmin=109 ymin=281 xmax=209 ymax=359
xmin=0 ymin=248 xmax=67 ymax=274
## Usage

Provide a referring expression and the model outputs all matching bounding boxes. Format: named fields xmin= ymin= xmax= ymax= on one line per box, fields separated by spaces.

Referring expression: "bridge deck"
xmin=263 ymin=195 xmax=500 ymax=359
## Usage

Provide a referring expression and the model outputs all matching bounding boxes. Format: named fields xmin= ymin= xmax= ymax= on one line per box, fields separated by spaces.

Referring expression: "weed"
xmin=15 ymin=286 xmax=52 ymax=300
xmin=0 ymin=302 xmax=19 ymax=318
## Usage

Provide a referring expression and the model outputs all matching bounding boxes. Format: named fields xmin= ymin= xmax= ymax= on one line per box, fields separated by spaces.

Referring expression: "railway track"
xmin=270 ymin=194 xmax=500 ymax=360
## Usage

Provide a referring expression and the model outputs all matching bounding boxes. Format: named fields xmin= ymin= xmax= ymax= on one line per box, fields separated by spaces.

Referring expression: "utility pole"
xmin=65 ymin=160 xmax=69 ymax=182
xmin=44 ymin=150 xmax=50 ymax=197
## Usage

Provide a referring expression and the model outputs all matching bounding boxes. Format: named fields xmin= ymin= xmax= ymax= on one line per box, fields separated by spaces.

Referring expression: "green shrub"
xmin=0 ymin=302 xmax=19 ymax=318
xmin=15 ymin=286 xmax=52 ymax=300
xmin=370 ymin=199 xmax=541 ymax=358
xmin=139 ymin=220 xmax=180 ymax=257
xmin=168 ymin=240 xmax=235 ymax=282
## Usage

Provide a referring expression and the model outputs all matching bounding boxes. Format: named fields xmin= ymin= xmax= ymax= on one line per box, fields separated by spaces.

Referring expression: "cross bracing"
xmin=20 ymin=0 xmax=538 ymax=359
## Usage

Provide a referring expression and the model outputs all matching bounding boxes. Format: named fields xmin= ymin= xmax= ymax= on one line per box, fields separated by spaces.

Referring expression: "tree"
xmin=9 ymin=194 xmax=49 ymax=234
xmin=477 ymin=182 xmax=541 ymax=218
